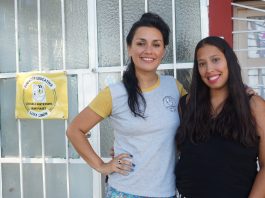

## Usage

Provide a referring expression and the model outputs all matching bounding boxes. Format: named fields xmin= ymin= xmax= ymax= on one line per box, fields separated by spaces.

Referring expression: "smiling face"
xmin=127 ymin=26 xmax=165 ymax=74
xmin=197 ymin=44 xmax=229 ymax=91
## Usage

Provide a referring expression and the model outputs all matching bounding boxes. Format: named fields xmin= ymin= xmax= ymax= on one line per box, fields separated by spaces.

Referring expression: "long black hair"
xmin=123 ymin=12 xmax=170 ymax=118
xmin=176 ymin=36 xmax=259 ymax=148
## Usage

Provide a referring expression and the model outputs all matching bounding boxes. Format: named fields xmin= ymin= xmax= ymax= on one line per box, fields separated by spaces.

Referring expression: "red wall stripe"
xmin=209 ymin=0 xmax=233 ymax=46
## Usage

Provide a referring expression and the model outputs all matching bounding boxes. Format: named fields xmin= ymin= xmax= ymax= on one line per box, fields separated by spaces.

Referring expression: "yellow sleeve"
xmin=89 ymin=87 xmax=112 ymax=118
xmin=176 ymin=80 xmax=187 ymax=97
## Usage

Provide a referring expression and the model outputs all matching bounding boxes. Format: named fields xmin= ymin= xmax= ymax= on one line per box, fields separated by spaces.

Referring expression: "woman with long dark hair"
xmin=176 ymin=36 xmax=265 ymax=198
xmin=67 ymin=12 xmax=186 ymax=197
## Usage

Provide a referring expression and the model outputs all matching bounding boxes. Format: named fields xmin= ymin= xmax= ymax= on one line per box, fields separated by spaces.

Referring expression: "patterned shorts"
xmin=105 ymin=185 xmax=176 ymax=198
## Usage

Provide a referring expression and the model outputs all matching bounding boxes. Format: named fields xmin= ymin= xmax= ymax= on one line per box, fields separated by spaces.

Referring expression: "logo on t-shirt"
xmin=163 ymin=96 xmax=178 ymax=112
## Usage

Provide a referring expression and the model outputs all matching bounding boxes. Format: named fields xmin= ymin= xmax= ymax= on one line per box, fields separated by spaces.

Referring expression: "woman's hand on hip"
xmin=98 ymin=153 xmax=135 ymax=175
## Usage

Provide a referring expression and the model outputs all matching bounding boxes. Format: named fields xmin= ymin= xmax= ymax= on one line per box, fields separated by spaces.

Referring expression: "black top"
xmin=175 ymin=96 xmax=259 ymax=198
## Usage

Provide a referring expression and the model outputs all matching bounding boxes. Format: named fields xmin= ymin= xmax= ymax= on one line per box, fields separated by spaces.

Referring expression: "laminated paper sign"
xmin=16 ymin=72 xmax=68 ymax=119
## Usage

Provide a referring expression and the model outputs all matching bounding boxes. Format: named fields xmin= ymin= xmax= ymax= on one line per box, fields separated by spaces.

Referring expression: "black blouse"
xmin=176 ymin=134 xmax=258 ymax=198
xmin=175 ymin=95 xmax=258 ymax=198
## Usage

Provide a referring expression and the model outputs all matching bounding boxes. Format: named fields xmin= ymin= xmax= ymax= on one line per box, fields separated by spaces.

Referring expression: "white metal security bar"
xmin=0 ymin=0 xmax=209 ymax=197
xmin=0 ymin=0 xmax=95 ymax=198
xmin=232 ymin=2 xmax=265 ymax=98
xmin=232 ymin=2 xmax=265 ymax=13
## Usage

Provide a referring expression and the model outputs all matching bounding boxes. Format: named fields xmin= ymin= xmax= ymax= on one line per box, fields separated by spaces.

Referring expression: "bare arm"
xmin=66 ymin=106 xmax=133 ymax=175
xmin=249 ymin=96 xmax=265 ymax=198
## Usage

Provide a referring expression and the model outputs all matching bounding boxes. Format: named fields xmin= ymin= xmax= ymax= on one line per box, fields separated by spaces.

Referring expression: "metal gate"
xmin=0 ymin=0 xmax=208 ymax=197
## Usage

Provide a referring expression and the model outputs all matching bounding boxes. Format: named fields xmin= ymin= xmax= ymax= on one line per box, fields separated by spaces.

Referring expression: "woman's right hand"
xmin=98 ymin=153 xmax=135 ymax=175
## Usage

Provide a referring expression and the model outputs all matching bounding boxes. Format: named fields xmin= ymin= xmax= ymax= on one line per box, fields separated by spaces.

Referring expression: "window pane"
xmin=247 ymin=16 xmax=265 ymax=59
xmin=98 ymin=72 xmax=121 ymax=90
xmin=149 ymin=0 xmax=173 ymax=63
xmin=248 ymin=76 xmax=258 ymax=85
xmin=157 ymin=69 xmax=174 ymax=77
xmin=99 ymin=73 xmax=121 ymax=157
xmin=122 ymin=0 xmax=145 ymax=65
xmin=97 ymin=0 xmax=120 ymax=67
xmin=248 ymin=69 xmax=259 ymax=85
xmin=246 ymin=68 xmax=265 ymax=99
xmin=175 ymin=0 xmax=201 ymax=62
xmin=248 ymin=69 xmax=258 ymax=75
xmin=69 ymin=164 xmax=93 ymax=198
xmin=257 ymin=87 xmax=265 ymax=99
xmin=2 ymin=164 xmax=21 ymax=198
xmin=44 ymin=120 xmax=66 ymax=158
xmin=23 ymin=164 xmax=43 ymax=198
xmin=18 ymin=0 xmax=39 ymax=72
xmin=100 ymin=118 xmax=115 ymax=158
xmin=21 ymin=120 xmax=42 ymax=157
xmin=67 ymin=75 xmax=78 ymax=121
xmin=0 ymin=0 xmax=16 ymax=73
xmin=65 ymin=0 xmax=89 ymax=69
xmin=261 ymin=88 xmax=265 ymax=99
xmin=46 ymin=164 xmax=67 ymax=198
xmin=41 ymin=0 xmax=63 ymax=70
xmin=0 ymin=78 xmax=18 ymax=157
xmin=176 ymin=68 xmax=193 ymax=92
xmin=67 ymin=75 xmax=79 ymax=159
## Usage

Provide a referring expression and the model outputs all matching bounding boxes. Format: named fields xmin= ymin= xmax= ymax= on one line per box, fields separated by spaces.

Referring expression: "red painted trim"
xmin=209 ymin=0 xmax=233 ymax=47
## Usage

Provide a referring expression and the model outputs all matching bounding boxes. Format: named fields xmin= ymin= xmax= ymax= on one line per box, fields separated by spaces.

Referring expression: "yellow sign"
xmin=16 ymin=72 xmax=68 ymax=119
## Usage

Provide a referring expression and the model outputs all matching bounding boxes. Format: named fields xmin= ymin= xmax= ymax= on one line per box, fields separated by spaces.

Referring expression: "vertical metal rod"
xmin=15 ymin=0 xmax=19 ymax=73
xmin=37 ymin=0 xmax=46 ymax=197
xmin=119 ymin=0 xmax=124 ymax=77
xmin=172 ymin=0 xmax=177 ymax=78
xmin=61 ymin=0 xmax=66 ymax=71
xmin=37 ymin=0 xmax=42 ymax=72
xmin=18 ymin=121 xmax=23 ymax=198
xmin=15 ymin=0 xmax=24 ymax=197
xmin=64 ymin=120 xmax=70 ymax=198
xmin=200 ymin=0 xmax=209 ymax=39
xmin=40 ymin=120 xmax=46 ymax=198
xmin=60 ymin=0 xmax=70 ymax=197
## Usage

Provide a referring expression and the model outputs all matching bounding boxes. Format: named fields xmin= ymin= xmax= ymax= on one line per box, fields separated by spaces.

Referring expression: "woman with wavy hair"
xmin=67 ymin=12 xmax=186 ymax=197
xmin=176 ymin=36 xmax=265 ymax=198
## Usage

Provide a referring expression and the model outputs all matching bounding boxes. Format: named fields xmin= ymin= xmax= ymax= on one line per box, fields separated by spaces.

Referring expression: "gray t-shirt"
xmin=108 ymin=75 xmax=180 ymax=197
